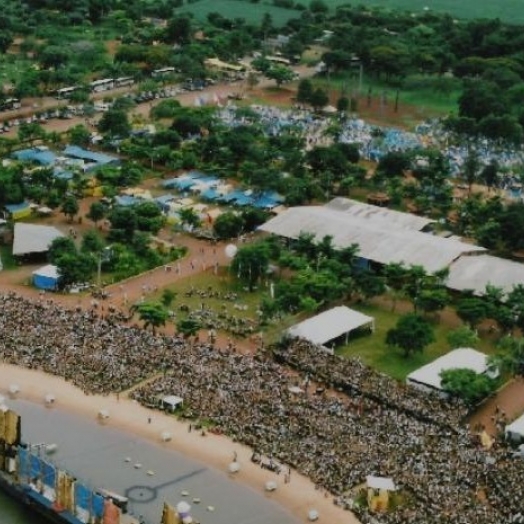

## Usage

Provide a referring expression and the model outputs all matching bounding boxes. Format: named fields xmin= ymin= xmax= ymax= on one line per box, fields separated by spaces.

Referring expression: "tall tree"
xmin=386 ymin=313 xmax=435 ymax=358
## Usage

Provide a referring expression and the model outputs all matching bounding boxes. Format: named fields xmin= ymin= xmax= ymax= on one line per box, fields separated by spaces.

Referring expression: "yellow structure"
xmin=366 ymin=475 xmax=396 ymax=512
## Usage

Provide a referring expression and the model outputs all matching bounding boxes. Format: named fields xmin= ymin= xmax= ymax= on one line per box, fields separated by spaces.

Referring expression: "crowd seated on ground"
xmin=0 ymin=292 xmax=523 ymax=524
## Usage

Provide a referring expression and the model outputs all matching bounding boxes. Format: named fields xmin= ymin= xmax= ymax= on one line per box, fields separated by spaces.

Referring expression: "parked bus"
xmin=0 ymin=98 xmax=21 ymax=111
xmin=266 ymin=55 xmax=291 ymax=66
xmin=151 ymin=67 xmax=176 ymax=77
xmin=114 ymin=76 xmax=135 ymax=88
xmin=90 ymin=78 xmax=115 ymax=92
xmin=55 ymin=86 xmax=79 ymax=99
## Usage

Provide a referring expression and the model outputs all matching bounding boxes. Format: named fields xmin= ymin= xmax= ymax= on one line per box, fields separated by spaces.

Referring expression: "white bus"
xmin=55 ymin=86 xmax=79 ymax=99
xmin=0 ymin=98 xmax=21 ymax=111
xmin=151 ymin=67 xmax=176 ymax=77
xmin=90 ymin=78 xmax=115 ymax=92
xmin=114 ymin=76 xmax=135 ymax=88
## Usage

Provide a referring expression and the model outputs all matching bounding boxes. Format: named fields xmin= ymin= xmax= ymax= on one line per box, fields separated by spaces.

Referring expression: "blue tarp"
xmin=114 ymin=195 xmax=138 ymax=207
xmin=201 ymin=188 xmax=220 ymax=201
xmin=12 ymin=148 xmax=57 ymax=166
xmin=63 ymin=145 xmax=118 ymax=166
xmin=41 ymin=460 xmax=56 ymax=488
xmin=30 ymin=453 xmax=41 ymax=479
xmin=5 ymin=202 xmax=30 ymax=214
xmin=75 ymin=483 xmax=91 ymax=510
xmin=33 ymin=273 xmax=59 ymax=291
xmin=54 ymin=169 xmax=74 ymax=181
xmin=92 ymin=493 xmax=105 ymax=518
xmin=19 ymin=447 xmax=29 ymax=479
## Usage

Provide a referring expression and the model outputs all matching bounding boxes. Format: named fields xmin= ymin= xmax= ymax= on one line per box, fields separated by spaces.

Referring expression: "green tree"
xmin=61 ymin=195 xmax=79 ymax=223
xmin=386 ymin=313 xmax=435 ymax=358
xmin=447 ymin=326 xmax=480 ymax=349
xmin=18 ymin=122 xmax=45 ymax=145
xmin=440 ymin=368 xmax=497 ymax=406
xmin=296 ymin=78 xmax=314 ymax=105
xmin=87 ymin=201 xmax=106 ymax=226
xmin=176 ymin=317 xmax=201 ymax=339
xmin=69 ymin=124 xmax=91 ymax=146
xmin=309 ymin=88 xmax=329 ymax=112
xmin=131 ymin=302 xmax=169 ymax=334
xmin=55 ymin=251 xmax=97 ymax=288
xmin=81 ymin=229 xmax=105 ymax=254
xmin=491 ymin=336 xmax=524 ymax=377
xmin=97 ymin=109 xmax=131 ymax=138
xmin=161 ymin=289 xmax=177 ymax=308
xmin=213 ymin=211 xmax=244 ymax=239
xmin=266 ymin=65 xmax=295 ymax=87
xmin=48 ymin=237 xmax=77 ymax=264
xmin=178 ymin=207 xmax=202 ymax=231
xmin=456 ymin=297 xmax=488 ymax=329
xmin=231 ymin=243 xmax=270 ymax=291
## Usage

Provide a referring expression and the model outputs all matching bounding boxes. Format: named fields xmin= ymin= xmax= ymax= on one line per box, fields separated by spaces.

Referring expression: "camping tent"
xmin=33 ymin=264 xmax=60 ymax=290
xmin=286 ymin=306 xmax=374 ymax=351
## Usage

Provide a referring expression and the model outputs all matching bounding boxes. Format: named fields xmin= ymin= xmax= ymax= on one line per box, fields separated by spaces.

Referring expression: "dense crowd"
xmin=1 ymin=292 xmax=523 ymax=523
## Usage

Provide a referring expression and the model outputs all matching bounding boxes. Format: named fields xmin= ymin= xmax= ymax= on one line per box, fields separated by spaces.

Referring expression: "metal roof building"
xmin=446 ymin=254 xmax=524 ymax=298
xmin=287 ymin=306 xmax=374 ymax=348
xmin=12 ymin=223 xmax=65 ymax=256
xmin=259 ymin=205 xmax=485 ymax=273
xmin=406 ymin=348 xmax=491 ymax=393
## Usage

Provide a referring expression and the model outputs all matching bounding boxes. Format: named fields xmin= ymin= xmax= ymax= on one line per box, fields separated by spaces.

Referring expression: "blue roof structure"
xmin=12 ymin=148 xmax=57 ymax=166
xmin=114 ymin=195 xmax=139 ymax=207
xmin=201 ymin=188 xmax=221 ymax=201
xmin=5 ymin=201 xmax=30 ymax=213
xmin=53 ymin=169 xmax=74 ymax=181
xmin=63 ymin=145 xmax=119 ymax=166
xmin=222 ymin=190 xmax=254 ymax=206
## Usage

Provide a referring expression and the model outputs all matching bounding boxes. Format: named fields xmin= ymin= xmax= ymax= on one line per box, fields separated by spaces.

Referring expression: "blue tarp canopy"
xmin=114 ymin=195 xmax=138 ymax=207
xmin=53 ymin=169 xmax=74 ymax=181
xmin=63 ymin=145 xmax=118 ymax=166
xmin=200 ymin=188 xmax=221 ymax=201
xmin=75 ymin=483 xmax=91 ymax=510
xmin=5 ymin=201 xmax=31 ymax=214
xmin=41 ymin=460 xmax=56 ymax=488
xmin=12 ymin=148 xmax=56 ymax=165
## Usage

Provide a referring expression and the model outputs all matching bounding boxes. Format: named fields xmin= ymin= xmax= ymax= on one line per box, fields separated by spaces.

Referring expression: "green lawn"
xmin=294 ymin=0 xmax=524 ymax=25
xmin=336 ymin=302 xmax=498 ymax=380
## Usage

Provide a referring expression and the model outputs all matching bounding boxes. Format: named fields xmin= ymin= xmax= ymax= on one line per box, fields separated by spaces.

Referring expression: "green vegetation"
xmin=175 ymin=0 xmax=300 ymax=26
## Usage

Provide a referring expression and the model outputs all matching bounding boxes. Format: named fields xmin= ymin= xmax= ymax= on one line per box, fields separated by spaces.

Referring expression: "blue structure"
xmin=114 ymin=195 xmax=139 ymax=207
xmin=32 ymin=265 xmax=60 ymax=290
xmin=63 ymin=145 xmax=119 ymax=170
xmin=12 ymin=148 xmax=57 ymax=166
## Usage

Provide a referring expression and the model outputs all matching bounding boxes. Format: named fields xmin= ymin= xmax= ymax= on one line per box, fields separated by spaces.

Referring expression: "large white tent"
xmin=259 ymin=205 xmax=485 ymax=274
xmin=406 ymin=348 xmax=492 ymax=393
xmin=287 ymin=306 xmax=374 ymax=349
xmin=12 ymin=223 xmax=64 ymax=256
xmin=506 ymin=413 xmax=524 ymax=442
xmin=446 ymin=254 xmax=524 ymax=298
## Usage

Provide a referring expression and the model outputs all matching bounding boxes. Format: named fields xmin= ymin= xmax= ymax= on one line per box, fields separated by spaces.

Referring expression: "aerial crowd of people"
xmin=0 ymin=292 xmax=523 ymax=524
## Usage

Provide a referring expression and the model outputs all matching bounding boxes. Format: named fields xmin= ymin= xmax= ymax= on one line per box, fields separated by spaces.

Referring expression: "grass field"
xmin=177 ymin=0 xmax=524 ymax=26
xmin=294 ymin=0 xmax=524 ymax=25
xmin=336 ymin=302 xmax=498 ymax=380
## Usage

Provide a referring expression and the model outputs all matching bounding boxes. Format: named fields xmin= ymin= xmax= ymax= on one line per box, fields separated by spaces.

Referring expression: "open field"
xmin=177 ymin=0 xmax=524 ymax=25
xmin=293 ymin=0 xmax=524 ymax=24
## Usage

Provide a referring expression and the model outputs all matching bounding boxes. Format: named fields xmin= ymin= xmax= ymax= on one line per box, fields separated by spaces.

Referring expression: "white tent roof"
xmin=32 ymin=264 xmax=60 ymax=279
xmin=325 ymin=197 xmax=434 ymax=231
xmin=406 ymin=348 xmax=489 ymax=391
xmin=162 ymin=395 xmax=183 ymax=408
xmin=366 ymin=476 xmax=396 ymax=491
xmin=447 ymin=254 xmax=524 ymax=298
xmin=506 ymin=413 xmax=524 ymax=439
xmin=259 ymin=206 xmax=484 ymax=273
xmin=13 ymin=223 xmax=65 ymax=256
xmin=287 ymin=306 xmax=374 ymax=346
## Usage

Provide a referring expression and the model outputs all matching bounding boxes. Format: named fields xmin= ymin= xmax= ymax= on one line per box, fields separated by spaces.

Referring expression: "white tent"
xmin=13 ymin=223 xmax=65 ymax=256
xmin=406 ymin=348 xmax=492 ymax=393
xmin=366 ymin=476 xmax=396 ymax=491
xmin=287 ymin=306 xmax=374 ymax=349
xmin=506 ymin=413 xmax=524 ymax=442
xmin=161 ymin=395 xmax=183 ymax=412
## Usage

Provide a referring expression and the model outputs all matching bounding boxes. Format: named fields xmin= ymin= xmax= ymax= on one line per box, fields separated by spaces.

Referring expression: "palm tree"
xmin=131 ymin=302 xmax=169 ymax=334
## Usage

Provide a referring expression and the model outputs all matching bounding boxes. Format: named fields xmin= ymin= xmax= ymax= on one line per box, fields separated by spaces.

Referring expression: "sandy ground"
xmin=0 ymin=364 xmax=360 ymax=524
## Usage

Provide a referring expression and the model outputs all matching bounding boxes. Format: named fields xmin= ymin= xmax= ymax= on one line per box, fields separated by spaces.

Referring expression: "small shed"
xmin=33 ymin=264 xmax=60 ymax=290
xmin=4 ymin=202 xmax=32 ymax=221
xmin=286 ymin=306 xmax=374 ymax=352
xmin=161 ymin=395 xmax=183 ymax=412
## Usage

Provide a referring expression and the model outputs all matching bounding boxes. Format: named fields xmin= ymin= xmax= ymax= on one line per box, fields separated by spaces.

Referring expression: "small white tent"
xmin=506 ymin=413 xmax=524 ymax=442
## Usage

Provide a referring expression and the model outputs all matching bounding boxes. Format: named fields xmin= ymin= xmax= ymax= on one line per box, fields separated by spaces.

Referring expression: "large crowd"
xmin=1 ymin=292 xmax=524 ymax=524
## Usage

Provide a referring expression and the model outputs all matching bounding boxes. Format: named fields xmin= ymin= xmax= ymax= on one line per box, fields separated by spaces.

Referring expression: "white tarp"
xmin=406 ymin=348 xmax=490 ymax=392
xmin=287 ymin=306 xmax=374 ymax=346
xmin=13 ymin=223 xmax=65 ymax=256
xmin=259 ymin=206 xmax=485 ymax=273
xmin=366 ymin=476 xmax=396 ymax=491
xmin=506 ymin=413 xmax=524 ymax=441
xmin=33 ymin=264 xmax=60 ymax=280
xmin=162 ymin=395 xmax=183 ymax=410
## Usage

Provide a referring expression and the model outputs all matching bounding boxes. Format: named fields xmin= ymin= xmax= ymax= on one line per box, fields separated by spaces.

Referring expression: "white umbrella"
xmin=176 ymin=501 xmax=191 ymax=515
xmin=228 ymin=462 xmax=241 ymax=473
xmin=225 ymin=244 xmax=238 ymax=258
xmin=8 ymin=384 xmax=20 ymax=395
xmin=98 ymin=409 xmax=110 ymax=419
xmin=308 ymin=509 xmax=319 ymax=521
xmin=44 ymin=393 xmax=56 ymax=404
xmin=160 ymin=431 xmax=172 ymax=442
xmin=265 ymin=481 xmax=277 ymax=492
